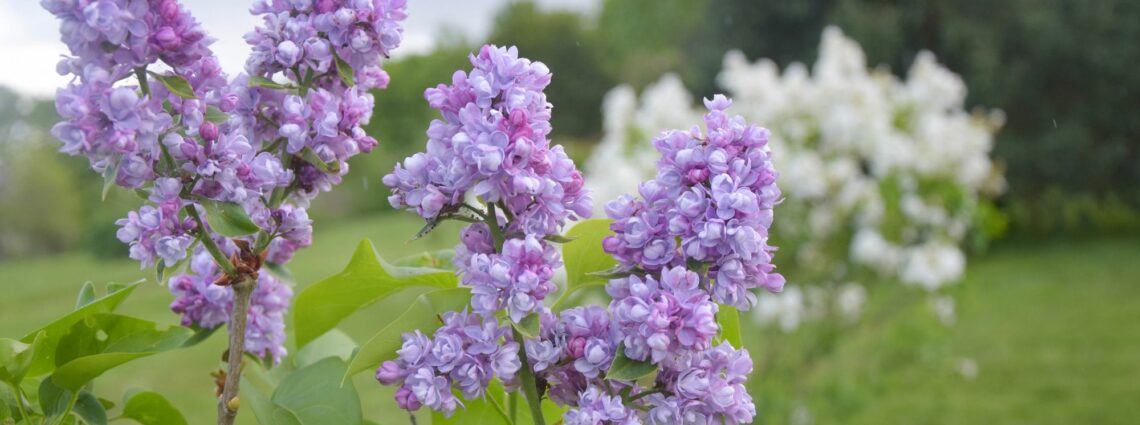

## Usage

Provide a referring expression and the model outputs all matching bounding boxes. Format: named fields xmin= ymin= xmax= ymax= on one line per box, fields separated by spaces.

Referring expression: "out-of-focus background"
xmin=2 ymin=0 xmax=1138 ymax=424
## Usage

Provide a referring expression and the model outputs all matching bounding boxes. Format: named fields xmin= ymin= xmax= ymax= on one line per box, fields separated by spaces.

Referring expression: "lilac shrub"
xmin=379 ymin=46 xmax=782 ymax=425
xmin=42 ymin=0 xmax=407 ymax=363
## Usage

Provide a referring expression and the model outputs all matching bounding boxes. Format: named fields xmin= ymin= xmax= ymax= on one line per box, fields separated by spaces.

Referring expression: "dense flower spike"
xmin=383 ymin=45 xmax=591 ymax=236
xmin=607 ymin=266 xmax=719 ymax=365
xmin=377 ymin=46 xmax=776 ymax=424
xmin=563 ymin=386 xmax=642 ymax=425
xmin=640 ymin=343 xmax=756 ymax=425
xmin=44 ymin=0 xmax=405 ymax=361
xmin=462 ymin=235 xmax=561 ymax=322
xmin=604 ymin=95 xmax=784 ymax=309
xmin=376 ymin=310 xmax=520 ymax=416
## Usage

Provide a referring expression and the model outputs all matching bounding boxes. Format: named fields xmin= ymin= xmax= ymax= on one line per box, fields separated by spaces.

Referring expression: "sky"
xmin=0 ymin=0 xmax=598 ymax=98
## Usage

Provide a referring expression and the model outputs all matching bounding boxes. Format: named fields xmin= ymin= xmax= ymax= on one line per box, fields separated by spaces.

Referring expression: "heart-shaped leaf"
xmin=148 ymin=72 xmax=195 ymax=99
xmin=20 ymin=281 xmax=141 ymax=377
xmin=561 ymin=219 xmax=617 ymax=291
xmin=272 ymin=358 xmax=361 ymax=425
xmin=50 ymin=314 xmax=192 ymax=390
xmin=606 ymin=343 xmax=657 ymax=381
xmin=121 ymin=390 xmax=188 ymax=425
xmin=294 ymin=239 xmax=458 ymax=347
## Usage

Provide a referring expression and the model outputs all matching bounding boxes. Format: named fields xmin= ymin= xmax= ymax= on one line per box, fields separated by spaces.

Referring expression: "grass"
xmin=1 ymin=216 xmax=1137 ymax=424
xmin=746 ymin=238 xmax=1140 ymax=425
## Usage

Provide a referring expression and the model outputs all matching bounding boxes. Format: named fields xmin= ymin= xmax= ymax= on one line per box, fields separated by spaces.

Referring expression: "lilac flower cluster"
xmin=606 ymin=266 xmax=719 ymax=366
xmin=462 ymin=234 xmax=561 ymax=322
xmin=524 ymin=306 xmax=620 ymax=404
xmin=383 ymin=45 xmax=591 ymax=235
xmin=645 ymin=343 xmax=756 ymax=424
xmin=169 ymin=250 xmax=293 ymax=361
xmin=384 ymin=44 xmax=591 ymax=323
xmin=604 ymin=95 xmax=785 ymax=310
xmin=378 ymin=45 xmax=773 ymax=424
xmin=563 ymin=386 xmax=641 ymax=425
xmin=44 ymin=0 xmax=405 ymax=362
xmin=375 ymin=310 xmax=521 ymax=416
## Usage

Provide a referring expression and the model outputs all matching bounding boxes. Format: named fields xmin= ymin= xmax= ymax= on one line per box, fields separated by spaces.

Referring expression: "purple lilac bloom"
xmin=604 ymin=95 xmax=784 ymax=310
xmin=563 ymin=386 xmax=642 ymax=425
xmin=651 ymin=342 xmax=756 ymax=425
xmin=168 ymin=250 xmax=293 ymax=363
xmin=45 ymin=0 xmax=406 ymax=364
xmin=376 ymin=310 xmax=520 ymax=415
xmin=459 ymin=234 xmax=561 ymax=322
xmin=383 ymin=45 xmax=591 ymax=236
xmin=607 ymin=266 xmax=719 ymax=365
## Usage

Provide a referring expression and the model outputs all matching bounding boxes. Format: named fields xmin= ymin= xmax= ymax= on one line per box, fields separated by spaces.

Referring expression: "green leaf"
xmin=0 ymin=333 xmax=42 ymax=384
xmin=334 ymin=53 xmax=354 ymax=86
xmin=121 ymin=390 xmax=187 ymax=425
xmin=238 ymin=360 xmax=291 ymax=423
xmin=39 ymin=377 xmax=71 ymax=419
xmin=562 ymin=219 xmax=617 ymax=290
xmin=272 ymin=358 xmax=361 ymax=425
xmin=542 ymin=234 xmax=578 ymax=243
xmin=20 ymin=281 xmax=141 ymax=377
xmin=717 ymin=304 xmax=742 ymax=348
xmin=147 ymin=72 xmax=195 ymax=99
xmin=180 ymin=325 xmax=219 ymax=348
xmin=101 ymin=159 xmax=120 ymax=201
xmin=343 ymin=287 xmax=471 ymax=380
xmin=72 ymin=391 xmax=108 ymax=425
xmin=392 ymin=249 xmax=456 ymax=269
xmin=50 ymin=314 xmax=192 ymax=391
xmin=292 ymin=329 xmax=356 ymax=370
xmin=203 ymin=106 xmax=228 ymax=124
xmin=200 ymin=200 xmax=261 ymax=237
xmin=293 ymin=239 xmax=458 ymax=347
xmin=513 ymin=314 xmax=541 ymax=339
xmin=299 ymin=147 xmax=339 ymax=174
xmin=248 ymin=75 xmax=294 ymax=90
xmin=606 ymin=343 xmax=657 ymax=381
xmin=75 ymin=282 xmax=96 ymax=310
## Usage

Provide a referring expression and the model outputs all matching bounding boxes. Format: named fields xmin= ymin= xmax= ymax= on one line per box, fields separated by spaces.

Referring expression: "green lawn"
xmin=1 ymin=216 xmax=1137 ymax=424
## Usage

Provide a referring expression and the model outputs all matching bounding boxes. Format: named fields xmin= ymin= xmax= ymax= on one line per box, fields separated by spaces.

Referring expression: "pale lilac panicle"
xmin=653 ymin=342 xmax=756 ymax=425
xmin=604 ymin=95 xmax=784 ymax=310
xmin=168 ymin=250 xmax=293 ymax=363
xmin=383 ymin=44 xmax=591 ymax=235
xmin=563 ymin=386 xmax=643 ymax=425
xmin=458 ymin=235 xmax=561 ymax=322
xmin=115 ymin=183 xmax=193 ymax=268
xmin=377 ymin=310 xmax=519 ymax=415
xmin=555 ymin=306 xmax=618 ymax=379
xmin=246 ymin=0 xmax=406 ymax=90
xmin=607 ymin=266 xmax=719 ymax=365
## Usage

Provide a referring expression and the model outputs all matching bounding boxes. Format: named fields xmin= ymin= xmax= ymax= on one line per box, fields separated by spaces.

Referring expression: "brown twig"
xmin=216 ymin=277 xmax=254 ymax=425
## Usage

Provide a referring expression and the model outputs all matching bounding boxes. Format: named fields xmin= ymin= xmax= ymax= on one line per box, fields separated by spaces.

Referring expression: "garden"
xmin=1 ymin=1 xmax=1137 ymax=424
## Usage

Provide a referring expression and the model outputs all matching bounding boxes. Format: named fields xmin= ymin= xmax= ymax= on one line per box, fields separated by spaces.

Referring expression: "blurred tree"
xmin=594 ymin=0 xmax=708 ymax=90
xmin=488 ymin=1 xmax=614 ymax=139
xmin=830 ymin=0 xmax=1140 ymax=228
xmin=687 ymin=0 xmax=838 ymax=96
xmin=0 ymin=143 xmax=83 ymax=257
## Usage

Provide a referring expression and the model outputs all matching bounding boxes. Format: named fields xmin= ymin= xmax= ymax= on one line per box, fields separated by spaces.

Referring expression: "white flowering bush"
xmin=586 ymin=27 xmax=1006 ymax=329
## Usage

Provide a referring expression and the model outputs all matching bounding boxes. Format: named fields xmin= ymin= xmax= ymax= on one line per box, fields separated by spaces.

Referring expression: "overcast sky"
xmin=0 ymin=0 xmax=598 ymax=98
